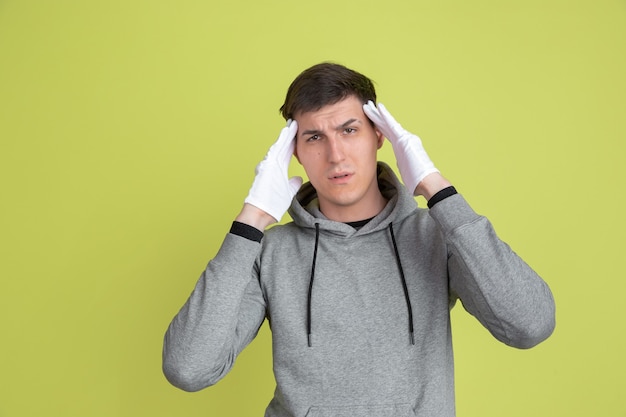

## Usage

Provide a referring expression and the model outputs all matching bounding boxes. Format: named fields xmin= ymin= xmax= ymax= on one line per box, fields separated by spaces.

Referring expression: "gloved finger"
xmin=269 ymin=119 xmax=299 ymax=160
xmin=364 ymin=100 xmax=397 ymax=141
xmin=376 ymin=102 xmax=400 ymax=126
xmin=376 ymin=102 xmax=407 ymax=139
xmin=278 ymin=119 xmax=299 ymax=159
xmin=363 ymin=100 xmax=384 ymax=126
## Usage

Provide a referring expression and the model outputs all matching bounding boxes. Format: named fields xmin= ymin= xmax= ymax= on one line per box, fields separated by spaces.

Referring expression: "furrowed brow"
xmin=300 ymin=119 xmax=362 ymax=137
xmin=300 ymin=128 xmax=323 ymax=137
xmin=337 ymin=118 xmax=361 ymax=129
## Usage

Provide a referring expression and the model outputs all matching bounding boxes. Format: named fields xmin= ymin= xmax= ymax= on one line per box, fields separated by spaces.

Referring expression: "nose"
xmin=327 ymin=136 xmax=345 ymax=163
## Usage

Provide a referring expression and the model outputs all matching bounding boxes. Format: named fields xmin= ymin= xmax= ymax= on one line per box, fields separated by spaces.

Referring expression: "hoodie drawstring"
xmin=389 ymin=223 xmax=415 ymax=345
xmin=306 ymin=222 xmax=415 ymax=347
xmin=307 ymin=223 xmax=320 ymax=347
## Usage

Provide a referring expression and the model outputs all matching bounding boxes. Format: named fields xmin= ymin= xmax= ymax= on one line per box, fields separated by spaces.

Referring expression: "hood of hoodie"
xmin=287 ymin=162 xmax=418 ymax=236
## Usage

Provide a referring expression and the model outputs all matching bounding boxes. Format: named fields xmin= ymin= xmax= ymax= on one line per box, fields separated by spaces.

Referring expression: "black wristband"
xmin=427 ymin=186 xmax=458 ymax=208
xmin=230 ymin=221 xmax=264 ymax=242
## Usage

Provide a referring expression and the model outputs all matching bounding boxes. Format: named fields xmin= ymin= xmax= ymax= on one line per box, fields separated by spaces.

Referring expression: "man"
xmin=163 ymin=63 xmax=555 ymax=417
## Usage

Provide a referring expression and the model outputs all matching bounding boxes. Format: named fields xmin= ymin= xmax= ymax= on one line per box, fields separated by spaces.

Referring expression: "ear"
xmin=375 ymin=127 xmax=384 ymax=149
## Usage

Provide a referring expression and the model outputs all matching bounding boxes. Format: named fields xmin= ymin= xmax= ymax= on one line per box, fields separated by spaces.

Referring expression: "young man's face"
xmin=293 ymin=95 xmax=385 ymax=222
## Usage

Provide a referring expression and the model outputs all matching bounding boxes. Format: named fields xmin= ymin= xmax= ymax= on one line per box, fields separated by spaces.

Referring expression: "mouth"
xmin=328 ymin=171 xmax=353 ymax=183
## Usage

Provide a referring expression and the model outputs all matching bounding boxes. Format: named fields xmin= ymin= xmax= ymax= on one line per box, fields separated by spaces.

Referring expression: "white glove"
xmin=363 ymin=101 xmax=439 ymax=195
xmin=244 ymin=120 xmax=303 ymax=222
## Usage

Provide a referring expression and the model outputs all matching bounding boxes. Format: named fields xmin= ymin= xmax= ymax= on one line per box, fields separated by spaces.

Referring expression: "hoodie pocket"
xmin=305 ymin=403 xmax=415 ymax=417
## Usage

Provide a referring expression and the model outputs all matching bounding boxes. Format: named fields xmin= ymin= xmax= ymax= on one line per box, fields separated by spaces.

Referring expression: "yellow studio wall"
xmin=0 ymin=1 xmax=624 ymax=416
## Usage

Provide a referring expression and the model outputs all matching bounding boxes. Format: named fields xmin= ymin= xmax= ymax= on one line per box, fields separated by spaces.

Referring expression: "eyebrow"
xmin=339 ymin=118 xmax=360 ymax=129
xmin=300 ymin=118 xmax=362 ymax=137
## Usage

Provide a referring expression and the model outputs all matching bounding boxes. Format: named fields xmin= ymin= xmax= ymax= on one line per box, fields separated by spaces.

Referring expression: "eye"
xmin=306 ymin=134 xmax=321 ymax=142
xmin=343 ymin=127 xmax=356 ymax=135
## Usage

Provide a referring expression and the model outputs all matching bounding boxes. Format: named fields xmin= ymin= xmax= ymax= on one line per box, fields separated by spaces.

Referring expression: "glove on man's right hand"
xmin=244 ymin=120 xmax=302 ymax=223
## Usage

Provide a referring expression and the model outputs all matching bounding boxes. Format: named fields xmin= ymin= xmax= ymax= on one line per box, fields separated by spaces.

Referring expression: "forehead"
xmin=295 ymin=96 xmax=365 ymax=126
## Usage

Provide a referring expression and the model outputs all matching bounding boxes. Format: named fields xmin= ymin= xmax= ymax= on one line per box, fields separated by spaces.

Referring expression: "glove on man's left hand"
xmin=363 ymin=101 xmax=439 ymax=195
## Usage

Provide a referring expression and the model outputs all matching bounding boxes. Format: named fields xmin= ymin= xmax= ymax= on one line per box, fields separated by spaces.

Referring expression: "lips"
xmin=328 ymin=171 xmax=353 ymax=183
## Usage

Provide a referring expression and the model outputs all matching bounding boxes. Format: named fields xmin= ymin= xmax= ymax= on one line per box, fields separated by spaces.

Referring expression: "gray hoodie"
xmin=163 ymin=162 xmax=555 ymax=417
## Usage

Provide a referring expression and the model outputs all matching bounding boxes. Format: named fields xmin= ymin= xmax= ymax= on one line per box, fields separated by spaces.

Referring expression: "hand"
xmin=363 ymin=101 xmax=439 ymax=196
xmin=244 ymin=120 xmax=302 ymax=224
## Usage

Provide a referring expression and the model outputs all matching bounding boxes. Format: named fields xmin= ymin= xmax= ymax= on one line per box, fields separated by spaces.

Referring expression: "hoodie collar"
xmin=288 ymin=162 xmax=418 ymax=237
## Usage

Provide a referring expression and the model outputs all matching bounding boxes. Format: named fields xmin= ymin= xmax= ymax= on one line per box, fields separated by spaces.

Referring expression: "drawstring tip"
xmin=307 ymin=334 xmax=312 ymax=347
xmin=410 ymin=332 xmax=415 ymax=345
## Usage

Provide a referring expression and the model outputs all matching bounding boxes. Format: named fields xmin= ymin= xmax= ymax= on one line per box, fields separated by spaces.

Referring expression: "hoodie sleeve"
xmin=428 ymin=194 xmax=556 ymax=349
xmin=162 ymin=233 xmax=266 ymax=391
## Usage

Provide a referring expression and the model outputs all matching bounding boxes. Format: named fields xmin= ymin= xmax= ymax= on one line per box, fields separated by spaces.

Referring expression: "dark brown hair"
xmin=280 ymin=62 xmax=376 ymax=120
